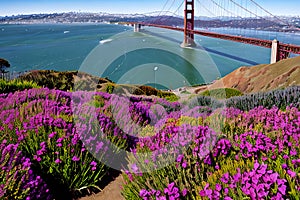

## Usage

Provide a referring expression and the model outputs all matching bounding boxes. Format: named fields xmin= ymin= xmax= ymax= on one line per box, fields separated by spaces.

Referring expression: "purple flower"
xmin=139 ymin=189 xmax=149 ymax=198
xmin=55 ymin=159 xmax=61 ymax=164
xmin=56 ymin=137 xmax=64 ymax=143
xmin=269 ymin=172 xmax=279 ymax=182
xmin=36 ymin=149 xmax=44 ymax=156
xmin=33 ymin=155 xmax=41 ymax=162
xmin=48 ymin=132 xmax=57 ymax=139
xmin=257 ymin=163 xmax=267 ymax=174
xmin=249 ymin=187 xmax=256 ymax=199
xmin=176 ymin=154 xmax=184 ymax=163
xmin=277 ymin=179 xmax=286 ymax=186
xmin=221 ymin=173 xmax=230 ymax=184
xmin=182 ymin=161 xmax=187 ymax=168
xmin=262 ymin=156 xmax=268 ymax=161
xmin=164 ymin=182 xmax=175 ymax=194
xmin=283 ymin=155 xmax=289 ymax=160
xmin=182 ymin=188 xmax=187 ymax=196
xmin=287 ymin=170 xmax=297 ymax=178
xmin=90 ymin=161 xmax=97 ymax=167
xmin=224 ymin=188 xmax=229 ymax=195
xmin=278 ymin=184 xmax=287 ymax=194
xmin=72 ymin=156 xmax=80 ymax=162
xmin=131 ymin=163 xmax=139 ymax=173
xmin=56 ymin=143 xmax=62 ymax=147
xmin=281 ymin=163 xmax=288 ymax=169
xmin=215 ymin=184 xmax=222 ymax=191
xmin=290 ymin=149 xmax=297 ymax=156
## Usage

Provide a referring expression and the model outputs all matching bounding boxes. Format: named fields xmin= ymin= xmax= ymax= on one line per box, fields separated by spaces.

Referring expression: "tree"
xmin=0 ymin=58 xmax=10 ymax=73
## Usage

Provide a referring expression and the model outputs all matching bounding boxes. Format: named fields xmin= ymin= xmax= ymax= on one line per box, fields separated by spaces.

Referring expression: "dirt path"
xmin=79 ymin=175 xmax=125 ymax=200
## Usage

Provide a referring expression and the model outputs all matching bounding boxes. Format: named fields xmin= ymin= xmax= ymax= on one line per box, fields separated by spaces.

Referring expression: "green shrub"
xmin=157 ymin=91 xmax=179 ymax=102
xmin=201 ymin=88 xmax=243 ymax=99
xmin=0 ymin=79 xmax=40 ymax=94
xmin=187 ymin=95 xmax=224 ymax=110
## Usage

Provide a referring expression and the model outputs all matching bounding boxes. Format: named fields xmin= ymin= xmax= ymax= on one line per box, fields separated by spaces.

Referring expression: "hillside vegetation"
xmin=17 ymin=70 xmax=177 ymax=100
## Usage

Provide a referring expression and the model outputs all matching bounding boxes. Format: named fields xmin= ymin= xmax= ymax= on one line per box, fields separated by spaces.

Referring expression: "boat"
xmin=99 ymin=39 xmax=113 ymax=44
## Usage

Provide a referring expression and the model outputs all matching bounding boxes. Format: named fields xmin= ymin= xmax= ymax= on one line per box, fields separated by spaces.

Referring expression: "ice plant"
xmin=0 ymin=140 xmax=52 ymax=199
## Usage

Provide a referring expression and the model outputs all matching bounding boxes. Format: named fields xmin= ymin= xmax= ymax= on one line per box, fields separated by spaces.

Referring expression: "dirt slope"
xmin=198 ymin=56 xmax=300 ymax=94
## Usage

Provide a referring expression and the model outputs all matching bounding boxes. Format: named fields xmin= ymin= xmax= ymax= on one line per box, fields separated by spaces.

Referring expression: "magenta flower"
xmin=90 ymin=161 xmax=97 ymax=167
xmin=56 ymin=143 xmax=62 ymax=147
xmin=221 ymin=173 xmax=230 ymax=184
xmin=290 ymin=149 xmax=297 ymax=156
xmin=182 ymin=161 xmax=187 ymax=168
xmin=281 ymin=163 xmax=288 ymax=169
xmin=139 ymin=189 xmax=149 ymax=198
xmin=176 ymin=154 xmax=184 ymax=163
xmin=55 ymin=159 xmax=61 ymax=164
xmin=33 ymin=155 xmax=41 ymax=162
xmin=56 ymin=137 xmax=64 ymax=143
xmin=283 ymin=155 xmax=289 ymax=160
xmin=257 ymin=163 xmax=267 ymax=174
xmin=215 ymin=184 xmax=222 ymax=191
xmin=48 ymin=132 xmax=57 ymax=139
xmin=182 ymin=188 xmax=187 ymax=196
xmin=72 ymin=156 xmax=80 ymax=162
xmin=278 ymin=184 xmax=287 ymax=194
xmin=287 ymin=170 xmax=297 ymax=178
xmin=131 ymin=163 xmax=139 ymax=173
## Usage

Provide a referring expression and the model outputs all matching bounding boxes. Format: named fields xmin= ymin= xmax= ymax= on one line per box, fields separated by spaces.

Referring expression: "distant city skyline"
xmin=1 ymin=0 xmax=300 ymax=17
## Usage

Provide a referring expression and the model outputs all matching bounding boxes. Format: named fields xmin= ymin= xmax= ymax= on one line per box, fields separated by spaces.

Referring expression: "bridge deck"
xmin=139 ymin=23 xmax=300 ymax=55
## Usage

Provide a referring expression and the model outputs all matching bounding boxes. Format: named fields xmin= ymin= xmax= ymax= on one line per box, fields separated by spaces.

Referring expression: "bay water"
xmin=1 ymin=23 xmax=299 ymax=89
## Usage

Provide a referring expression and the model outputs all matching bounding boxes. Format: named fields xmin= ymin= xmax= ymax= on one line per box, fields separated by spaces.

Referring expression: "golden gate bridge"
xmin=128 ymin=0 xmax=300 ymax=64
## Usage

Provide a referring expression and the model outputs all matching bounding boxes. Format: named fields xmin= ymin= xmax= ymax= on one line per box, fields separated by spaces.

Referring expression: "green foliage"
xmin=187 ymin=94 xmax=224 ymax=110
xmin=201 ymin=88 xmax=243 ymax=99
xmin=18 ymin=70 xmax=112 ymax=92
xmin=19 ymin=126 xmax=107 ymax=194
xmin=157 ymin=91 xmax=179 ymax=102
xmin=0 ymin=79 xmax=40 ymax=94
xmin=104 ymin=83 xmax=116 ymax=94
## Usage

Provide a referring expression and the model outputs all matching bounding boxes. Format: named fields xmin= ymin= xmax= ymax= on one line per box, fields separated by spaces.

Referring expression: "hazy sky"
xmin=0 ymin=0 xmax=299 ymax=17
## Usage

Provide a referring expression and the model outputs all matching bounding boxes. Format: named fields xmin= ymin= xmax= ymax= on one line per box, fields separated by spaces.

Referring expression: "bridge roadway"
xmin=132 ymin=23 xmax=300 ymax=57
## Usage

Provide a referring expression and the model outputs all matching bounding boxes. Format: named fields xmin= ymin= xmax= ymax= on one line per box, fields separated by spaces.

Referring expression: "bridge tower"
xmin=181 ymin=0 xmax=196 ymax=47
xmin=270 ymin=39 xmax=291 ymax=64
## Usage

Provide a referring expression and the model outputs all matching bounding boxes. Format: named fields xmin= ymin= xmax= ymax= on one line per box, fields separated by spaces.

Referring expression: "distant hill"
xmin=196 ymin=56 xmax=300 ymax=94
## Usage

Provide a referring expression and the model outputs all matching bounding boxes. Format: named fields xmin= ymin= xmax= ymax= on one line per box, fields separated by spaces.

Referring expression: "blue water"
xmin=0 ymin=24 xmax=130 ymax=72
xmin=1 ymin=23 xmax=299 ymax=89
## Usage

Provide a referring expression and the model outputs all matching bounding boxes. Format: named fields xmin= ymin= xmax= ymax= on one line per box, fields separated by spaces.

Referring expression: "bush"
xmin=201 ymin=88 xmax=243 ymax=99
xmin=226 ymin=86 xmax=300 ymax=111
xmin=139 ymin=85 xmax=158 ymax=96
xmin=0 ymin=79 xmax=40 ymax=94
xmin=187 ymin=95 xmax=224 ymax=110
